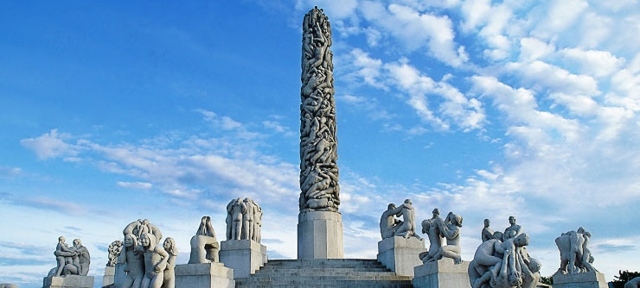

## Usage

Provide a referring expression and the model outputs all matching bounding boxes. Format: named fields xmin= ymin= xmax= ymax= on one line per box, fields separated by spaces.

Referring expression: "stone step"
xmin=235 ymin=259 xmax=413 ymax=288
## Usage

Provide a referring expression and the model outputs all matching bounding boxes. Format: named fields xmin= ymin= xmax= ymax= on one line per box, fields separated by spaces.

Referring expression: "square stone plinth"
xmin=413 ymin=258 xmax=470 ymax=288
xmin=43 ymin=275 xmax=94 ymax=288
xmin=376 ymin=236 xmax=426 ymax=277
xmin=297 ymin=211 xmax=344 ymax=259
xmin=175 ymin=262 xmax=235 ymax=288
xmin=552 ymin=271 xmax=608 ymax=288
xmin=219 ymin=240 xmax=267 ymax=279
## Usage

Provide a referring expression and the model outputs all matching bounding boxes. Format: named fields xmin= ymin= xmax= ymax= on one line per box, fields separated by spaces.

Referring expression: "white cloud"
xmin=117 ymin=181 xmax=153 ymax=190
xmin=20 ymin=129 xmax=80 ymax=160
xmin=558 ymin=48 xmax=625 ymax=78
xmin=359 ymin=2 xmax=468 ymax=67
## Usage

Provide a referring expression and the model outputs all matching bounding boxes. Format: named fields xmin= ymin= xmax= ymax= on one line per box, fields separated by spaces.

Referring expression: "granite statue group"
xmin=379 ymin=200 xmax=604 ymax=288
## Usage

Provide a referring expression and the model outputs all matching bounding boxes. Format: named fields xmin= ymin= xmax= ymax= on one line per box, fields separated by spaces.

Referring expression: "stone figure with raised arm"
xmin=503 ymin=216 xmax=522 ymax=240
xmin=162 ymin=237 xmax=177 ymax=288
xmin=189 ymin=216 xmax=219 ymax=264
xmin=119 ymin=234 xmax=144 ymax=288
xmin=393 ymin=199 xmax=418 ymax=238
xmin=379 ymin=203 xmax=402 ymax=239
xmin=419 ymin=208 xmax=444 ymax=263
xmin=140 ymin=232 xmax=168 ymax=288
xmin=433 ymin=212 xmax=463 ymax=264
xmin=482 ymin=219 xmax=495 ymax=242
xmin=65 ymin=239 xmax=90 ymax=276
xmin=54 ymin=236 xmax=76 ymax=276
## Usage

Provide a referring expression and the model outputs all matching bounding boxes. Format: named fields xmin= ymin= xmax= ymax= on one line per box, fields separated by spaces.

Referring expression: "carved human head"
xmin=73 ymin=239 xmax=81 ymax=247
xmin=514 ymin=233 xmax=529 ymax=246
xmin=432 ymin=208 xmax=440 ymax=216
xmin=387 ymin=203 xmax=396 ymax=210
xmin=58 ymin=236 xmax=65 ymax=243
xmin=508 ymin=216 xmax=516 ymax=224
xmin=163 ymin=237 xmax=177 ymax=255
xmin=484 ymin=219 xmax=490 ymax=227
xmin=140 ymin=232 xmax=156 ymax=248
xmin=493 ymin=231 xmax=503 ymax=241
xmin=124 ymin=234 xmax=136 ymax=247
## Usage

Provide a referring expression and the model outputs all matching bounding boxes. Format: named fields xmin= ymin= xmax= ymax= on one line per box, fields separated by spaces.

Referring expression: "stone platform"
xmin=377 ymin=236 xmax=426 ymax=277
xmin=412 ymin=258 xmax=470 ymax=288
xmin=235 ymin=259 xmax=412 ymax=287
xmin=219 ymin=239 xmax=267 ymax=279
xmin=175 ymin=262 xmax=235 ymax=288
xmin=552 ymin=271 xmax=608 ymax=288
xmin=43 ymin=275 xmax=94 ymax=288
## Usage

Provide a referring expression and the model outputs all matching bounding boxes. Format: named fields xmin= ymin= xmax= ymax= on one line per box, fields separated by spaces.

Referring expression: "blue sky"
xmin=2 ymin=0 xmax=640 ymax=286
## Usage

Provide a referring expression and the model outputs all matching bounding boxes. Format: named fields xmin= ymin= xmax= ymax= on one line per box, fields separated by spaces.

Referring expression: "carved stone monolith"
xmin=297 ymin=6 xmax=343 ymax=259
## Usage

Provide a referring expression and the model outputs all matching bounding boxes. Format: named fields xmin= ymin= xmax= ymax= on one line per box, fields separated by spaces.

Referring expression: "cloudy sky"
xmin=2 ymin=0 xmax=640 ymax=286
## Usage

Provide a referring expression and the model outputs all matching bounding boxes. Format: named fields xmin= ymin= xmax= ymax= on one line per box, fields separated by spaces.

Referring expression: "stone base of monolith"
xmin=297 ymin=211 xmax=344 ymax=259
xmin=175 ymin=263 xmax=235 ymax=288
xmin=412 ymin=258 xmax=470 ymax=288
xmin=552 ymin=271 xmax=608 ymax=288
xmin=219 ymin=239 xmax=267 ymax=279
xmin=376 ymin=236 xmax=426 ymax=277
xmin=43 ymin=275 xmax=94 ymax=288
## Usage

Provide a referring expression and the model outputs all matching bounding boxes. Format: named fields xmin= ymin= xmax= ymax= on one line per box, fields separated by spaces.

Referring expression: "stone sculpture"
xmin=299 ymin=6 xmax=339 ymax=212
xmin=189 ymin=216 xmax=220 ymax=263
xmin=420 ymin=209 xmax=444 ymax=263
xmin=555 ymin=227 xmax=597 ymax=274
xmin=225 ymin=198 xmax=262 ymax=242
xmin=379 ymin=203 xmax=402 ymax=239
xmin=140 ymin=233 xmax=168 ymax=288
xmin=118 ymin=234 xmax=144 ymax=288
xmin=118 ymin=219 xmax=173 ymax=288
xmin=419 ymin=210 xmax=463 ymax=264
xmin=379 ymin=200 xmax=420 ymax=239
xmin=162 ymin=238 xmax=177 ymax=288
xmin=503 ymin=216 xmax=522 ymax=240
xmin=481 ymin=219 xmax=495 ymax=242
xmin=52 ymin=236 xmax=91 ymax=277
xmin=107 ymin=240 xmax=123 ymax=267
xmin=468 ymin=232 xmax=540 ymax=288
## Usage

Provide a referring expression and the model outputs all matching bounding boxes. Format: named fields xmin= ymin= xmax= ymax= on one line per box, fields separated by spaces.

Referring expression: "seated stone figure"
xmin=379 ymin=203 xmax=402 ymax=239
xmin=189 ymin=216 xmax=220 ymax=263
xmin=433 ymin=212 xmax=463 ymax=264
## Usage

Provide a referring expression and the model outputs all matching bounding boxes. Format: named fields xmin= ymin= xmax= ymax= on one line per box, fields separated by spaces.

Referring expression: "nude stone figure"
xmin=555 ymin=227 xmax=596 ymax=274
xmin=503 ymin=216 xmax=522 ymax=240
xmin=394 ymin=199 xmax=418 ymax=238
xmin=482 ymin=219 xmax=495 ymax=242
xmin=140 ymin=233 xmax=168 ymax=288
xmin=118 ymin=234 xmax=144 ymax=288
xmin=379 ymin=203 xmax=401 ymax=239
xmin=420 ymin=208 xmax=443 ymax=263
xmin=433 ymin=212 xmax=463 ymax=264
xmin=189 ymin=216 xmax=219 ymax=264
xmin=162 ymin=237 xmax=177 ymax=288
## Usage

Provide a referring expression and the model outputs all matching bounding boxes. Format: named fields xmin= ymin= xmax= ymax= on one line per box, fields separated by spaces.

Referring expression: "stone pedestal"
xmin=43 ymin=275 xmax=94 ymax=288
xmin=219 ymin=240 xmax=267 ymax=279
xmin=102 ymin=266 xmax=115 ymax=287
xmin=412 ymin=258 xmax=470 ymax=288
xmin=175 ymin=263 xmax=235 ymax=288
xmin=552 ymin=271 xmax=608 ymax=288
xmin=376 ymin=236 xmax=426 ymax=277
xmin=297 ymin=211 xmax=344 ymax=259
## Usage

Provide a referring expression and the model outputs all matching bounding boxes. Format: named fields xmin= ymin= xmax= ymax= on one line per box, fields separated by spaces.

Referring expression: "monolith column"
xmin=297 ymin=6 xmax=343 ymax=259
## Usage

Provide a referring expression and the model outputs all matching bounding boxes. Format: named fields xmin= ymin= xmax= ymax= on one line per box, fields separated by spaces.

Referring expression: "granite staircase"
xmin=235 ymin=259 xmax=413 ymax=288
